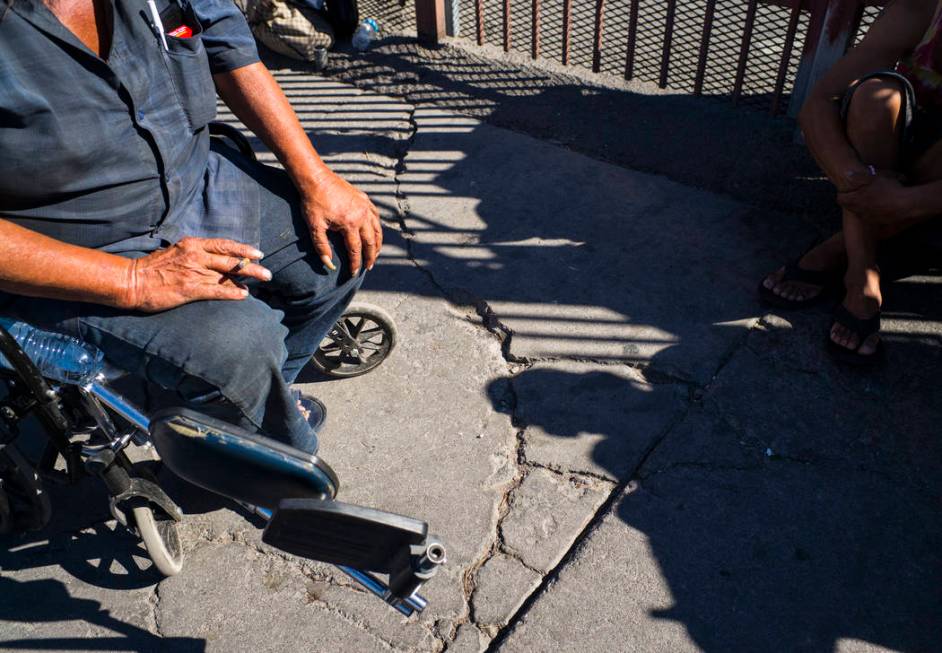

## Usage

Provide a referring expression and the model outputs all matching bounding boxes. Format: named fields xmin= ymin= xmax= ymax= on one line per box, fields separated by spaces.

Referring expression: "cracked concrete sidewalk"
xmin=1 ymin=58 xmax=941 ymax=653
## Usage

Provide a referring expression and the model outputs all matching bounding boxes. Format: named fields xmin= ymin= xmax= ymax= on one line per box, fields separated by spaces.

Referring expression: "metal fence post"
xmin=415 ymin=0 xmax=447 ymax=44
xmin=444 ymin=0 xmax=460 ymax=36
xmin=788 ymin=0 xmax=860 ymax=116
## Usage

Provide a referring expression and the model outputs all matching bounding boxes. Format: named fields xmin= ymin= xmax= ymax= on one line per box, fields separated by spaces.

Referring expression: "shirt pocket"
xmin=163 ymin=3 xmax=217 ymax=132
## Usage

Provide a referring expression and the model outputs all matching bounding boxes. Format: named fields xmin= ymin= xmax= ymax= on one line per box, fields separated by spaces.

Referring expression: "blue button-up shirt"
xmin=0 ymin=0 xmax=262 ymax=253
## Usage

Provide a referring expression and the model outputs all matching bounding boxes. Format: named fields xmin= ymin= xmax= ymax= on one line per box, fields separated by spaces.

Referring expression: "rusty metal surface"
xmin=476 ymin=0 xmax=485 ymax=44
xmin=562 ymin=0 xmax=572 ymax=64
xmin=592 ymin=0 xmax=605 ymax=73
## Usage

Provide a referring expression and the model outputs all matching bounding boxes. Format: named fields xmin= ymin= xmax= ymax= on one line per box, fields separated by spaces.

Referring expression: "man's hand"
xmin=213 ymin=65 xmax=383 ymax=276
xmin=302 ymin=170 xmax=383 ymax=275
xmin=121 ymin=237 xmax=271 ymax=312
xmin=837 ymin=172 xmax=916 ymax=224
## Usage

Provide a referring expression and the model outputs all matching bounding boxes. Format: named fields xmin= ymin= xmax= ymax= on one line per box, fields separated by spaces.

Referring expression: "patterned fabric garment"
xmin=0 ymin=0 xmax=261 ymax=254
xmin=898 ymin=0 xmax=942 ymax=111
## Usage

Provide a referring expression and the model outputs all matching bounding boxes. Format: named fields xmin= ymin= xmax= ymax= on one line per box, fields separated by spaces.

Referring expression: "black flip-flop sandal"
xmin=758 ymin=259 xmax=841 ymax=309
xmin=826 ymin=304 xmax=884 ymax=366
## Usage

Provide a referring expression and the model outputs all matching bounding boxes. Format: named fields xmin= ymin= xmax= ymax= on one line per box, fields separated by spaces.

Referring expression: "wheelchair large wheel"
xmin=133 ymin=505 xmax=184 ymax=577
xmin=0 ymin=444 xmax=51 ymax=534
xmin=311 ymin=303 xmax=398 ymax=378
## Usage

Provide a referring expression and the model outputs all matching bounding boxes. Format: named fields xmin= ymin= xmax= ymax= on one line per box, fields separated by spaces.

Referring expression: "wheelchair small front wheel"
xmin=133 ymin=505 xmax=184 ymax=577
xmin=311 ymin=303 xmax=398 ymax=378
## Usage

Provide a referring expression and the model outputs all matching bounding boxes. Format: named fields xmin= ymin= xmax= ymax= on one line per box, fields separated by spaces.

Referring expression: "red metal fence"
xmin=409 ymin=0 xmax=886 ymax=114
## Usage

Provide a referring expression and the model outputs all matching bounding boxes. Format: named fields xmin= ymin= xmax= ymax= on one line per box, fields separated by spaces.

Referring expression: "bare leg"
xmin=830 ymin=78 xmax=906 ymax=355
xmin=762 ymin=77 xmax=906 ymax=306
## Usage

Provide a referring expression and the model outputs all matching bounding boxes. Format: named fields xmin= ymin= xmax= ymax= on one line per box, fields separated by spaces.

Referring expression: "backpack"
xmin=237 ymin=0 xmax=335 ymax=61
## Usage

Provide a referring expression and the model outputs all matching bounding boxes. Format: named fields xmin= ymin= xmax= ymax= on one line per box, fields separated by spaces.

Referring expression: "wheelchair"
xmin=0 ymin=123 xmax=438 ymax=615
xmin=0 ymin=314 xmax=442 ymax=615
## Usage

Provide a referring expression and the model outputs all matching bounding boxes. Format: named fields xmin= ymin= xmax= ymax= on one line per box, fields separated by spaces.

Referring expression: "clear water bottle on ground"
xmin=0 ymin=318 xmax=104 ymax=384
xmin=351 ymin=18 xmax=379 ymax=51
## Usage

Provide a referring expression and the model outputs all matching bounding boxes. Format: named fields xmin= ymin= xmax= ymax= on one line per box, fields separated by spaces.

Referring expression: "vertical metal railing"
xmin=731 ymin=0 xmax=759 ymax=103
xmin=770 ymin=2 xmax=804 ymax=114
xmin=592 ymin=0 xmax=606 ymax=72
xmin=693 ymin=0 xmax=717 ymax=95
xmin=624 ymin=0 xmax=640 ymax=79
xmin=532 ymin=0 xmax=541 ymax=58
xmin=475 ymin=0 xmax=484 ymax=45
xmin=658 ymin=0 xmax=678 ymax=88
xmin=562 ymin=0 xmax=572 ymax=65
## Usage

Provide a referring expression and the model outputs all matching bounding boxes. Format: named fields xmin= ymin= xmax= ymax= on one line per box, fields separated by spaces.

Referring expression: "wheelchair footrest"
xmin=262 ymin=498 xmax=446 ymax=599
xmin=262 ymin=498 xmax=426 ymax=571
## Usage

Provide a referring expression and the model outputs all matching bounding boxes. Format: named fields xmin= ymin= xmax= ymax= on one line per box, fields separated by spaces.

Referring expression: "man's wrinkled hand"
xmin=120 ymin=237 xmax=270 ymax=312
xmin=837 ymin=172 xmax=914 ymax=224
xmin=302 ymin=170 xmax=382 ymax=275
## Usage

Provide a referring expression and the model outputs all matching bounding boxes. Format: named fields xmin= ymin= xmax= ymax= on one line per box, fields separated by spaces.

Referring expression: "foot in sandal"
xmin=759 ymin=234 xmax=846 ymax=308
xmin=827 ymin=269 xmax=883 ymax=364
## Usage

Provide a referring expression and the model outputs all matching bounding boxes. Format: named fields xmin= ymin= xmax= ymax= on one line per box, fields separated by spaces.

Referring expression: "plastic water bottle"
xmin=0 ymin=318 xmax=104 ymax=384
xmin=352 ymin=18 xmax=379 ymax=51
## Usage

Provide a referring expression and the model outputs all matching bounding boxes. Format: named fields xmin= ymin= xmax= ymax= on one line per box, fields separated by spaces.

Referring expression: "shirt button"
xmin=137 ymin=110 xmax=145 ymax=122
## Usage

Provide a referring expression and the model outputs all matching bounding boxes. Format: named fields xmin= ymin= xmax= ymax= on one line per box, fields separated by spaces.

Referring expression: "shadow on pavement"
xmin=486 ymin=312 xmax=942 ymax=651
xmin=0 ymin=577 xmax=204 ymax=651
xmin=267 ymin=38 xmax=837 ymax=223
xmin=259 ymin=52 xmax=942 ymax=649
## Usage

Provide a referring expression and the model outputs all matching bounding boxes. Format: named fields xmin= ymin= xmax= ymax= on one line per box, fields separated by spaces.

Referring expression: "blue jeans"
xmin=1 ymin=150 xmax=363 ymax=454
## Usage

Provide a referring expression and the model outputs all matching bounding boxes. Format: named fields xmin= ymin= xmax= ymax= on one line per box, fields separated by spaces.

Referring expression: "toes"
xmin=830 ymin=322 xmax=872 ymax=352
xmin=830 ymin=324 xmax=854 ymax=350
xmin=830 ymin=323 xmax=842 ymax=344
xmin=858 ymin=333 xmax=881 ymax=356
xmin=764 ymin=268 xmax=785 ymax=290
xmin=772 ymin=281 xmax=820 ymax=302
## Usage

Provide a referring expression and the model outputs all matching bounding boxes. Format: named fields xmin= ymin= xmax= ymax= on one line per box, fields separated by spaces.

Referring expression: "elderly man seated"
xmin=761 ymin=0 xmax=942 ymax=365
xmin=0 ymin=0 xmax=383 ymax=453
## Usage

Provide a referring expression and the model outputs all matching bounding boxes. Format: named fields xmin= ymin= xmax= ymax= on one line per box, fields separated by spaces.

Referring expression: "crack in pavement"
xmin=385 ymin=100 xmax=787 ymax=651
xmin=481 ymin=317 xmax=769 ymax=649
xmin=516 ymin=458 xmax=619 ymax=485
xmin=305 ymin=597 xmax=419 ymax=652
xmin=152 ymin=578 xmax=164 ymax=637
xmin=392 ymin=104 xmax=419 ymax=235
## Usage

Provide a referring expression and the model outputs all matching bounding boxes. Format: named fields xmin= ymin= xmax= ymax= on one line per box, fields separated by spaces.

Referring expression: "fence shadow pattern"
xmin=364 ymin=0 xmax=886 ymax=113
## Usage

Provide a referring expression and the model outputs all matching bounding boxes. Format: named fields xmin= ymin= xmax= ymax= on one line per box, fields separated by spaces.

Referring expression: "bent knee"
xmin=846 ymin=78 xmax=904 ymax=131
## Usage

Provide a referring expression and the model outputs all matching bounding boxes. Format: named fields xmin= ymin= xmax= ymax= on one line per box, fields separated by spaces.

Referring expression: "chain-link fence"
xmin=361 ymin=0 xmax=885 ymax=113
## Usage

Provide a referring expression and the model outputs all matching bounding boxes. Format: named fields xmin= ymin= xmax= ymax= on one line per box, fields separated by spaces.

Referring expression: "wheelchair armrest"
xmin=208 ymin=122 xmax=257 ymax=161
